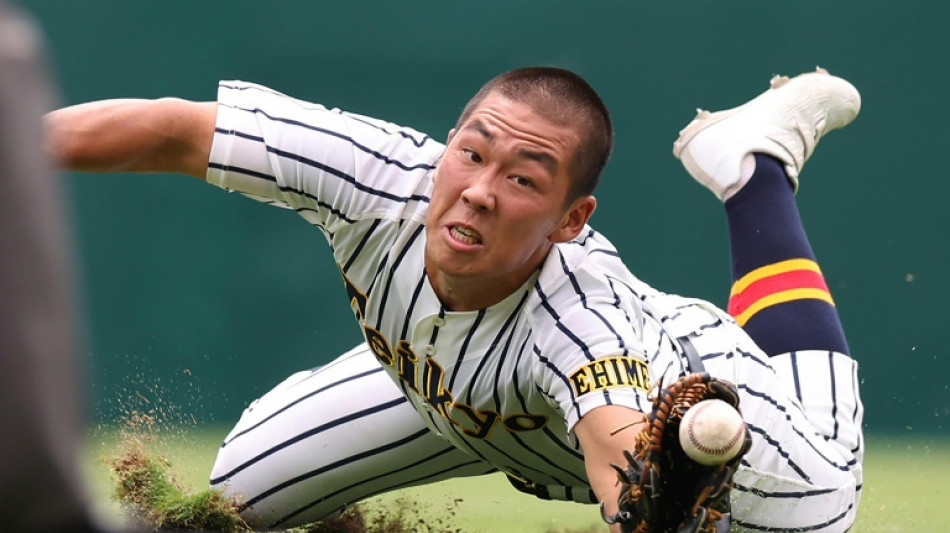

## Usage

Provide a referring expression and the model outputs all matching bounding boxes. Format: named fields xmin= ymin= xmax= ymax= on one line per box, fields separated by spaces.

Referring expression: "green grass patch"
xmin=856 ymin=435 xmax=950 ymax=533
xmin=83 ymin=425 xmax=947 ymax=532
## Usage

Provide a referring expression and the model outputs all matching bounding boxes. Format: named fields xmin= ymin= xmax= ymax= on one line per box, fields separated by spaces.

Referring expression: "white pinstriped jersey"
xmin=204 ymin=81 xmax=717 ymax=498
xmin=206 ymin=81 xmax=864 ymax=530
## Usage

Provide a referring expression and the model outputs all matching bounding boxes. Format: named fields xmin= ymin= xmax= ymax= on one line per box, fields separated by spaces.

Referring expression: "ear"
xmin=550 ymin=195 xmax=597 ymax=243
xmin=446 ymin=128 xmax=457 ymax=145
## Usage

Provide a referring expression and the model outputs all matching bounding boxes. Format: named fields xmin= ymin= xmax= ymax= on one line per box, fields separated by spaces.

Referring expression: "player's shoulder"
xmin=543 ymin=226 xmax=630 ymax=282
xmin=215 ymin=80 xmax=445 ymax=157
xmin=216 ymin=80 xmax=317 ymax=113
xmin=530 ymin=227 xmax=648 ymax=306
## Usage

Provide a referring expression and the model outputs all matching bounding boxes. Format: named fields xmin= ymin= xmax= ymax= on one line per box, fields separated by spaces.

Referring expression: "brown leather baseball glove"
xmin=603 ymin=372 xmax=753 ymax=533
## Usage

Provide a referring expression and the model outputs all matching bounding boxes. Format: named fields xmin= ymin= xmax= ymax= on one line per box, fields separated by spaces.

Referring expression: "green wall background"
xmin=19 ymin=1 xmax=949 ymax=436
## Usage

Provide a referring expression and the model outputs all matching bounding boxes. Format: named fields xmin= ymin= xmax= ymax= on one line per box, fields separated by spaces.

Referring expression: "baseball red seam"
xmin=687 ymin=402 xmax=743 ymax=455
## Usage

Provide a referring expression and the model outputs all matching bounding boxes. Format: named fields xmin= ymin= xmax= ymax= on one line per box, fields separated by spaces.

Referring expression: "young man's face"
xmin=425 ymin=92 xmax=595 ymax=310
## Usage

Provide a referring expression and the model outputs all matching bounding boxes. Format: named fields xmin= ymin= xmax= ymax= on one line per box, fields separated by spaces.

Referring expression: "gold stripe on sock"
xmin=730 ymin=258 xmax=823 ymax=296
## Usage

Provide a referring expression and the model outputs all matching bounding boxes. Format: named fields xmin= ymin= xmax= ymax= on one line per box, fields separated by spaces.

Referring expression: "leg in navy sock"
xmin=724 ymin=153 xmax=849 ymax=356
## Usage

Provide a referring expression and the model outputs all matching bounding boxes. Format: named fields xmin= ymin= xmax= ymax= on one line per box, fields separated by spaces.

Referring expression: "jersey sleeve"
xmin=531 ymin=241 xmax=656 ymax=436
xmin=205 ymin=81 xmax=445 ymax=235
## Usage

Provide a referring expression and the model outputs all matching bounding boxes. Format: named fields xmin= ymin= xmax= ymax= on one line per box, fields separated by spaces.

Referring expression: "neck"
xmin=427 ymin=272 xmax=510 ymax=312
xmin=426 ymin=263 xmax=541 ymax=312
xmin=424 ymin=240 xmax=553 ymax=311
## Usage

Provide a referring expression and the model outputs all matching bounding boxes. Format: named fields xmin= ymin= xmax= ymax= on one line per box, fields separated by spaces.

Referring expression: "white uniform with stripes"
xmin=205 ymin=81 xmax=864 ymax=532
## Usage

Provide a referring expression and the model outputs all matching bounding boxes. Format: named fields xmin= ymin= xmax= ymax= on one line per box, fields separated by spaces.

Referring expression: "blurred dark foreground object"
xmin=0 ymin=2 xmax=114 ymax=531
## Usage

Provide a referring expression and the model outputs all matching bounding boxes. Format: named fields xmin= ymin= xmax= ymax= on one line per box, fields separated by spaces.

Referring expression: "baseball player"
xmin=46 ymin=66 xmax=863 ymax=532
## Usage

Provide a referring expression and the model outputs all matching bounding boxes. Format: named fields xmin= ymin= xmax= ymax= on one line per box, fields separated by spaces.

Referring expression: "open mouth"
xmin=449 ymin=225 xmax=482 ymax=245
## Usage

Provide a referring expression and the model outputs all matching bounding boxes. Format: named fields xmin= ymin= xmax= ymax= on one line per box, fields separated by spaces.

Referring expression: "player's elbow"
xmin=146 ymin=98 xmax=217 ymax=178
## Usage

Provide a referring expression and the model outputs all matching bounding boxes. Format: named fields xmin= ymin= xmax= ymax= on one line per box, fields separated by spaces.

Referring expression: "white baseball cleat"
xmin=672 ymin=68 xmax=861 ymax=201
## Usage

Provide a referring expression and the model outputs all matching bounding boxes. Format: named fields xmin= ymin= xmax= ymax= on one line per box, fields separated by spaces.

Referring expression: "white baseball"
xmin=678 ymin=399 xmax=747 ymax=466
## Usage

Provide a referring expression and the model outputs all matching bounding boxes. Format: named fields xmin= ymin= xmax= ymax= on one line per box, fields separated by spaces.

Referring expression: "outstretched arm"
xmin=575 ymin=404 xmax=645 ymax=533
xmin=45 ymin=98 xmax=217 ymax=179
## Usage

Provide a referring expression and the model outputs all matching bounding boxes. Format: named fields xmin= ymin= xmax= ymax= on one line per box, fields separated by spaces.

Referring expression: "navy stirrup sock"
xmin=724 ymin=154 xmax=849 ymax=356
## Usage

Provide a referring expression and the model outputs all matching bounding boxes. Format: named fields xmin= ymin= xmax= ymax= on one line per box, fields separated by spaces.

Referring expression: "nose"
xmin=460 ymin=169 xmax=496 ymax=211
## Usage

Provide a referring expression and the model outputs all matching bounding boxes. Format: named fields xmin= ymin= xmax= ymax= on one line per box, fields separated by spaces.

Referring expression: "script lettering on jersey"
xmin=422 ymin=354 xmax=454 ymax=418
xmin=361 ymin=325 xmax=548 ymax=440
xmin=569 ymin=356 xmax=651 ymax=397
xmin=340 ymin=269 xmax=368 ymax=321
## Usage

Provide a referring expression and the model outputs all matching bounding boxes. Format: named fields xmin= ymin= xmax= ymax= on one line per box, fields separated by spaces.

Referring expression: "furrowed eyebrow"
xmin=517 ymin=149 xmax=558 ymax=177
xmin=461 ymin=118 xmax=559 ymax=176
xmin=463 ymin=119 xmax=494 ymax=141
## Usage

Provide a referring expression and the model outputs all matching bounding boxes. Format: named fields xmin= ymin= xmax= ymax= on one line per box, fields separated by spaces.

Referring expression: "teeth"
xmin=451 ymin=226 xmax=480 ymax=244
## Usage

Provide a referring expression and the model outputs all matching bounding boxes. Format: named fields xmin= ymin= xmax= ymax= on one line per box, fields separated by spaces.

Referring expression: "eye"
xmin=512 ymin=175 xmax=534 ymax=188
xmin=462 ymin=148 xmax=482 ymax=164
